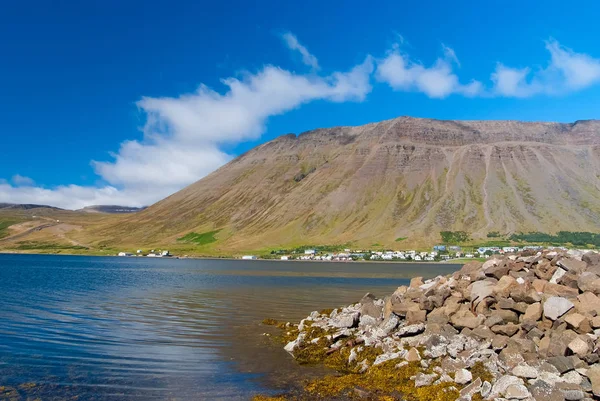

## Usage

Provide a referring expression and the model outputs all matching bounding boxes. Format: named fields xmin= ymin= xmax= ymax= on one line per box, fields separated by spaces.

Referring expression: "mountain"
xmin=80 ymin=117 xmax=600 ymax=252
xmin=78 ymin=205 xmax=146 ymax=214
xmin=0 ymin=203 xmax=63 ymax=211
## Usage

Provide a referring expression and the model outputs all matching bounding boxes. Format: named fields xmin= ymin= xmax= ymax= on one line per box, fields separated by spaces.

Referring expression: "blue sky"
xmin=2 ymin=0 xmax=600 ymax=209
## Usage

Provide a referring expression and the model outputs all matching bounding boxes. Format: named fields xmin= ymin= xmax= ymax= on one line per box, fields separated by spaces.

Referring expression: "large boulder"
xmin=558 ymin=258 xmax=588 ymax=274
xmin=467 ymin=280 xmax=495 ymax=305
xmin=577 ymin=272 xmax=600 ymax=294
xmin=450 ymin=306 xmax=485 ymax=330
xmin=544 ymin=297 xmax=575 ymax=320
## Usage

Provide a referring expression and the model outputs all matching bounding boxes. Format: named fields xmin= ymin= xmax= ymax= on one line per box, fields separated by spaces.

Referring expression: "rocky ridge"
xmin=283 ymin=249 xmax=600 ymax=400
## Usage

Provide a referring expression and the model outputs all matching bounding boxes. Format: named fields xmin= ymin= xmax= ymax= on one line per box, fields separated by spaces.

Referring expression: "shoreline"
xmin=0 ymin=250 xmax=468 ymax=265
xmin=260 ymin=248 xmax=600 ymax=400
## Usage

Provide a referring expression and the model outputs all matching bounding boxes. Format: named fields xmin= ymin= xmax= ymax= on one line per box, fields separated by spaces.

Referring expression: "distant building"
xmin=242 ymin=255 xmax=257 ymax=260
xmin=304 ymin=249 xmax=316 ymax=255
xmin=117 ymin=252 xmax=133 ymax=257
xmin=280 ymin=256 xmax=289 ymax=261
xmin=433 ymin=245 xmax=447 ymax=252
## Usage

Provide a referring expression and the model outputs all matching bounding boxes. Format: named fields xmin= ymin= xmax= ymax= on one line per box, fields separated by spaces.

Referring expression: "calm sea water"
xmin=0 ymin=254 xmax=459 ymax=400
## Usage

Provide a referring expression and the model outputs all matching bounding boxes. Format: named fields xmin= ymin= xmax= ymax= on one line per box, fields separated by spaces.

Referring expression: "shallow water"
xmin=0 ymin=254 xmax=459 ymax=400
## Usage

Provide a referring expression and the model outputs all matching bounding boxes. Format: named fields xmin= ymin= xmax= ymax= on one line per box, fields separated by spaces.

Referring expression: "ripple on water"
xmin=0 ymin=254 xmax=459 ymax=400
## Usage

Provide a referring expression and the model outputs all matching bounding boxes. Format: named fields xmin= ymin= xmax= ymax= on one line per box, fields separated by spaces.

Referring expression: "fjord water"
xmin=0 ymin=254 xmax=459 ymax=400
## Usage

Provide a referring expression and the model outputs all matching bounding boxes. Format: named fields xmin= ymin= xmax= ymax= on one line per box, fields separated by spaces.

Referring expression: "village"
xmin=117 ymin=249 xmax=171 ymax=258
xmin=250 ymin=244 xmax=562 ymax=262
xmin=115 ymin=244 xmax=582 ymax=263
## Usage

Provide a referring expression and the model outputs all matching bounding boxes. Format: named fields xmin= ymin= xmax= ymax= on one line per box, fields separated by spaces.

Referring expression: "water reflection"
xmin=0 ymin=254 xmax=459 ymax=400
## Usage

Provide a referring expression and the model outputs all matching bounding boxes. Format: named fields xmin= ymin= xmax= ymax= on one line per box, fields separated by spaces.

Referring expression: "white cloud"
xmin=12 ymin=174 xmax=35 ymax=186
xmin=375 ymin=44 xmax=482 ymax=98
xmin=1 ymin=39 xmax=373 ymax=210
xmin=491 ymin=39 xmax=600 ymax=97
xmin=442 ymin=44 xmax=460 ymax=67
xmin=3 ymin=35 xmax=600 ymax=210
xmin=282 ymin=32 xmax=320 ymax=70
xmin=0 ymin=183 xmax=150 ymax=210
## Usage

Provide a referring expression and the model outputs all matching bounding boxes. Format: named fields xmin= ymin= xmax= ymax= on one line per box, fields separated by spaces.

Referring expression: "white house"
xmin=280 ymin=256 xmax=289 ymax=261
xmin=242 ymin=255 xmax=257 ymax=260
xmin=304 ymin=249 xmax=316 ymax=255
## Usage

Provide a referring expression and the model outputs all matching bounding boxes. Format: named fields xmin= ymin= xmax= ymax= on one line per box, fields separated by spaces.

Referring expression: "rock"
xmin=532 ymin=278 xmax=547 ymax=293
xmin=545 ymin=283 xmax=579 ymax=298
xmin=391 ymin=300 xmax=420 ymax=316
xmin=529 ymin=380 xmax=565 ymax=401
xmin=499 ymin=346 xmax=526 ymax=369
xmin=544 ymin=297 xmax=575 ymax=320
xmin=485 ymin=263 xmax=510 ymax=280
xmin=491 ymin=323 xmax=520 ymax=337
xmin=284 ymin=332 xmax=305 ymax=353
xmin=471 ymin=326 xmax=495 ymax=341
xmin=485 ymin=314 xmax=504 ymax=327
xmin=512 ymin=364 xmax=539 ymax=379
xmin=560 ymin=387 xmax=585 ymax=401
xmin=375 ymin=314 xmax=399 ymax=336
xmin=568 ymin=337 xmax=590 ymax=357
xmin=587 ymin=364 xmax=600 ymax=396
xmin=405 ymin=347 xmax=421 ymax=362
xmin=454 ymin=368 xmax=472 ymax=384
xmin=414 ymin=372 xmax=437 ymax=387
xmin=468 ymin=280 xmax=496 ymax=305
xmin=576 ymin=292 xmax=600 ymax=315
xmin=562 ymin=370 xmax=583 ymax=385
xmin=493 ymin=308 xmax=520 ymax=324
xmin=524 ymin=302 xmax=543 ymax=321
xmin=564 ymin=313 xmax=587 ymax=330
xmin=558 ymin=258 xmax=588 ymax=274
xmin=490 ymin=375 xmax=524 ymax=399
xmin=504 ymin=383 xmax=530 ymax=399
xmin=548 ymin=356 xmax=575 ymax=374
xmin=550 ymin=267 xmax=567 ymax=284
xmin=459 ymin=377 xmax=482 ymax=398
xmin=331 ymin=311 xmax=360 ymax=328
xmin=494 ymin=275 xmax=518 ymax=297
xmin=450 ymin=307 xmax=485 ymax=330
xmin=577 ymin=272 xmax=600 ymax=294
xmin=406 ymin=309 xmax=427 ymax=325
xmin=409 ymin=277 xmax=424 ymax=288
xmin=481 ymin=381 xmax=492 ymax=398
xmin=492 ymin=334 xmax=509 ymax=350
xmin=395 ymin=323 xmax=425 ymax=337
xmin=373 ymin=351 xmax=404 ymax=365
xmin=360 ymin=297 xmax=383 ymax=319
xmin=583 ymin=252 xmax=600 ymax=266
xmin=460 ymin=261 xmax=484 ymax=279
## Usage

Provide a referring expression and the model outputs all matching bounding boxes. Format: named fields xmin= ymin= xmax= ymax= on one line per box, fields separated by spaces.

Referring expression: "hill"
xmin=71 ymin=116 xmax=600 ymax=254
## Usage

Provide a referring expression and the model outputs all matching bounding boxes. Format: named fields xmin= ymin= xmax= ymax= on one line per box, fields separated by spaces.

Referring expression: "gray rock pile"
xmin=284 ymin=249 xmax=600 ymax=400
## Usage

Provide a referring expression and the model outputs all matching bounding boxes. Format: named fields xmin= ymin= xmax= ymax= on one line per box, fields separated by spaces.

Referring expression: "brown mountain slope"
xmin=83 ymin=117 xmax=600 ymax=251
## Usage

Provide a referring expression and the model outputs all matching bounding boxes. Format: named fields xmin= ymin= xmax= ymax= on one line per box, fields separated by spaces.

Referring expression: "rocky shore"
xmin=277 ymin=249 xmax=600 ymax=400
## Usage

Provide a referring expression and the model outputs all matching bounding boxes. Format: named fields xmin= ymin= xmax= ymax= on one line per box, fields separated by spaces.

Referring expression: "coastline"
xmin=0 ymin=250 xmax=468 ymax=265
xmin=259 ymin=248 xmax=600 ymax=400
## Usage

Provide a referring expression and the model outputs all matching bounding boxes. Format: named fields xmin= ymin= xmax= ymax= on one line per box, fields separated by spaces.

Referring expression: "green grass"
xmin=447 ymin=257 xmax=486 ymax=263
xmin=177 ymin=230 xmax=220 ymax=246
xmin=0 ymin=220 xmax=18 ymax=239
xmin=13 ymin=242 xmax=89 ymax=251
xmin=395 ymin=237 xmax=407 ymax=242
